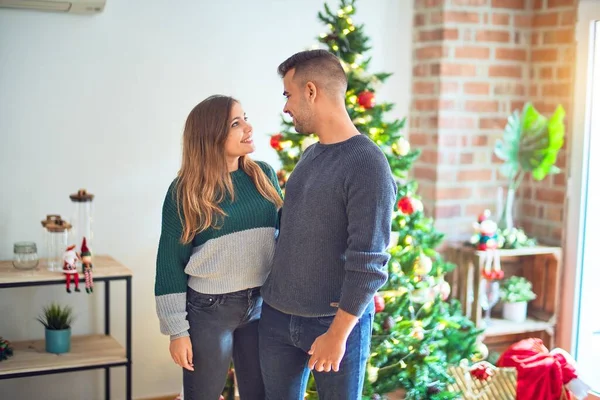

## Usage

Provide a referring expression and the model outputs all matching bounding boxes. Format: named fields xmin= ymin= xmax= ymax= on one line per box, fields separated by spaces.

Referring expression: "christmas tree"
xmin=269 ymin=1 xmax=483 ymax=399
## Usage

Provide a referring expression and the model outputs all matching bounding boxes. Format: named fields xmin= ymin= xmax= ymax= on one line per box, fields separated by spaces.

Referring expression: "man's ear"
xmin=306 ymin=82 xmax=317 ymax=103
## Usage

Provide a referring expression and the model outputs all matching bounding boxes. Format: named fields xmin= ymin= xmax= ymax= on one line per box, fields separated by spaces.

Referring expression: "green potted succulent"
xmin=500 ymin=276 xmax=536 ymax=323
xmin=36 ymin=302 xmax=75 ymax=354
xmin=494 ymin=102 xmax=565 ymax=232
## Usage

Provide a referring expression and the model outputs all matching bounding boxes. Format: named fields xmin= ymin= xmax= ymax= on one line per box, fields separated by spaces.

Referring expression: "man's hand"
xmin=169 ymin=336 xmax=194 ymax=371
xmin=308 ymin=308 xmax=359 ymax=372
xmin=308 ymin=331 xmax=347 ymax=372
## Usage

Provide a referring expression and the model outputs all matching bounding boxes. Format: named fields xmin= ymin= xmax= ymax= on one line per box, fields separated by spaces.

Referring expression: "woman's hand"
xmin=170 ymin=336 xmax=194 ymax=371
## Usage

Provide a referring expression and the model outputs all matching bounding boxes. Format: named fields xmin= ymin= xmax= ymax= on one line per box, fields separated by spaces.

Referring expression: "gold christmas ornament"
xmin=410 ymin=288 xmax=433 ymax=303
xmin=301 ymin=136 xmax=319 ymax=152
xmin=471 ymin=342 xmax=489 ymax=362
xmin=414 ymin=254 xmax=433 ymax=275
xmin=367 ymin=366 xmax=379 ymax=383
xmin=393 ymin=137 xmax=411 ymax=156
xmin=411 ymin=198 xmax=424 ymax=213
xmin=280 ymin=140 xmax=293 ymax=150
xmin=411 ymin=326 xmax=425 ymax=341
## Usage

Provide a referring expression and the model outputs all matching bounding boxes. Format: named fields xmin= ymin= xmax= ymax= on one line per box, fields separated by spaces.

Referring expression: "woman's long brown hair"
xmin=176 ymin=95 xmax=283 ymax=244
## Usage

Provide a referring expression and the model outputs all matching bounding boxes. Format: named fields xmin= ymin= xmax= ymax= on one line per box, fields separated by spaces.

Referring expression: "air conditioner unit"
xmin=0 ymin=0 xmax=105 ymax=14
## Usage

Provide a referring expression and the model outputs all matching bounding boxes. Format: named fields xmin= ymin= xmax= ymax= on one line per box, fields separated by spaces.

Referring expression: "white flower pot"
xmin=502 ymin=301 xmax=528 ymax=322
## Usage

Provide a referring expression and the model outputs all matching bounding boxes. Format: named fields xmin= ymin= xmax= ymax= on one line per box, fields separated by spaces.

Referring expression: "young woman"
xmin=155 ymin=95 xmax=282 ymax=399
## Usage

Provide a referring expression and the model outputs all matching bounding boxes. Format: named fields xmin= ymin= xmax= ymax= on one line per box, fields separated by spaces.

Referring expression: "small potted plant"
xmin=36 ymin=302 xmax=74 ymax=354
xmin=500 ymin=276 xmax=536 ymax=322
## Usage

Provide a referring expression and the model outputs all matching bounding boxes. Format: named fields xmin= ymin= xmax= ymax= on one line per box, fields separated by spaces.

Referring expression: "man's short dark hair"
xmin=278 ymin=50 xmax=347 ymax=98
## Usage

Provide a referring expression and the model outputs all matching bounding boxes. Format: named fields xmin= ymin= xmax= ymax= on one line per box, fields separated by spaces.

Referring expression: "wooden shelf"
xmin=445 ymin=244 xmax=562 ymax=354
xmin=0 ymin=255 xmax=132 ymax=286
xmin=0 ymin=254 xmax=132 ymax=397
xmin=484 ymin=318 xmax=554 ymax=337
xmin=455 ymin=244 xmax=561 ymax=258
xmin=0 ymin=334 xmax=127 ymax=377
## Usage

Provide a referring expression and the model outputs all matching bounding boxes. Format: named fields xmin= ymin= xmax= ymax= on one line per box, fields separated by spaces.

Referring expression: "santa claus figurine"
xmin=63 ymin=244 xmax=81 ymax=293
xmin=80 ymin=237 xmax=94 ymax=294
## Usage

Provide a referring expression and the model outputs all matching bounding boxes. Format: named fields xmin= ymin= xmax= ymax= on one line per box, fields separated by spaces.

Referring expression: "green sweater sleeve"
xmin=155 ymin=180 xmax=193 ymax=339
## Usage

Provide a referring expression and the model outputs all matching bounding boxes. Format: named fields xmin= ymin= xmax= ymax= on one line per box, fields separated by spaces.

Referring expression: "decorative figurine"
xmin=80 ymin=237 xmax=94 ymax=294
xmin=0 ymin=337 xmax=14 ymax=361
xmin=474 ymin=210 xmax=499 ymax=251
xmin=470 ymin=210 xmax=502 ymax=250
xmin=63 ymin=245 xmax=80 ymax=293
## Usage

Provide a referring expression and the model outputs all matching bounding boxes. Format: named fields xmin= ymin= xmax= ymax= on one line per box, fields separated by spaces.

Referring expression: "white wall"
xmin=0 ymin=1 xmax=412 ymax=398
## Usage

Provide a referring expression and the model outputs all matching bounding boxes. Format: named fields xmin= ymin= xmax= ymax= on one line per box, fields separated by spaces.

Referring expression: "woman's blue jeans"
xmin=183 ymin=286 xmax=264 ymax=400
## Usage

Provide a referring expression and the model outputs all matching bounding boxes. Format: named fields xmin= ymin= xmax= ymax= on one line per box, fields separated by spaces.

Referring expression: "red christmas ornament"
xmin=470 ymin=364 xmax=493 ymax=381
xmin=270 ymin=133 xmax=284 ymax=151
xmin=397 ymin=196 xmax=414 ymax=214
xmin=357 ymin=91 xmax=375 ymax=109
xmin=374 ymin=294 xmax=385 ymax=313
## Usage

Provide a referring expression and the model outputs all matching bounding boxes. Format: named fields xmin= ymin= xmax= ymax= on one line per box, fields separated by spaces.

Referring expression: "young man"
xmin=260 ymin=50 xmax=397 ymax=399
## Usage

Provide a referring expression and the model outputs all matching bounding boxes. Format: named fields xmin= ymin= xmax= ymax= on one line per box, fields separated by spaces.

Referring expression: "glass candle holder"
xmin=70 ymin=189 xmax=94 ymax=268
xmin=41 ymin=215 xmax=72 ymax=272
xmin=13 ymin=242 xmax=39 ymax=270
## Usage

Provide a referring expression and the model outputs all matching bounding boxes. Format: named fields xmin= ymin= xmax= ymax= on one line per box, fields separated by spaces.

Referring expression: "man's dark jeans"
xmin=259 ymin=301 xmax=374 ymax=400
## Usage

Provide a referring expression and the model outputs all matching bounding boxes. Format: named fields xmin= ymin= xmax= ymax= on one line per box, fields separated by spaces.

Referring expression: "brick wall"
xmin=520 ymin=0 xmax=577 ymax=244
xmin=410 ymin=0 xmax=577 ymax=244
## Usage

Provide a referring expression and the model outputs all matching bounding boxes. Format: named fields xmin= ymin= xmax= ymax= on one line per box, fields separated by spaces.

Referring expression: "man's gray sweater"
xmin=261 ymin=134 xmax=397 ymax=318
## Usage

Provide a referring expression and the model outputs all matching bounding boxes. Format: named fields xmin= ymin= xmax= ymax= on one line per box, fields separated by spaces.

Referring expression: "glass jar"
xmin=13 ymin=242 xmax=39 ymax=270
xmin=70 ymin=189 xmax=94 ymax=267
xmin=41 ymin=215 xmax=72 ymax=272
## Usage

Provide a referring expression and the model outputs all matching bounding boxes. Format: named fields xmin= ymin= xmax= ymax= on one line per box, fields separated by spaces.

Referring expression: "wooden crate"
xmin=483 ymin=325 xmax=554 ymax=356
xmin=445 ymin=244 xmax=562 ymax=354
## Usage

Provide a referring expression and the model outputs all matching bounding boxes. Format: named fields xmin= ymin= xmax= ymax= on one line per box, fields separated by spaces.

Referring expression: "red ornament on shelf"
xmin=357 ymin=91 xmax=375 ymax=109
xmin=270 ymin=133 xmax=284 ymax=151
xmin=374 ymin=294 xmax=385 ymax=313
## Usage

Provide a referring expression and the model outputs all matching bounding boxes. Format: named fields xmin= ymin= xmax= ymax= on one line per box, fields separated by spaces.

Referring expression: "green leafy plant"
xmin=500 ymin=276 xmax=536 ymax=303
xmin=497 ymin=227 xmax=537 ymax=249
xmin=494 ymin=102 xmax=565 ymax=231
xmin=36 ymin=302 xmax=74 ymax=330
xmin=495 ymin=102 xmax=565 ymax=187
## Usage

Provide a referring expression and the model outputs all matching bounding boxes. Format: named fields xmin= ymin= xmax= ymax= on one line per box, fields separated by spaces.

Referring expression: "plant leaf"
xmin=36 ymin=302 xmax=74 ymax=330
xmin=518 ymin=103 xmax=565 ymax=181
xmin=495 ymin=110 xmax=522 ymax=180
xmin=494 ymin=139 xmax=508 ymax=161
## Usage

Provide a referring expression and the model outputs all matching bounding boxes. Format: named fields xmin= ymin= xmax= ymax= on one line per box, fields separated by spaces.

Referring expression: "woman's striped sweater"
xmin=155 ymin=162 xmax=281 ymax=339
